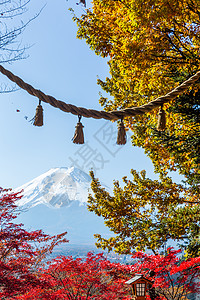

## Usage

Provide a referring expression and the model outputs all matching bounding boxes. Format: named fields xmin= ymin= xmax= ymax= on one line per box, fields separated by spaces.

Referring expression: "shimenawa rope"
xmin=0 ymin=64 xmax=199 ymax=144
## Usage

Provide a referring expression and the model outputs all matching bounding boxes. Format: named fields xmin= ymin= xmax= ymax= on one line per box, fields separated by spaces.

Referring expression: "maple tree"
xmin=72 ymin=0 xmax=200 ymax=256
xmin=0 ymin=187 xmax=67 ymax=299
xmin=131 ymin=248 xmax=200 ymax=300
xmin=13 ymin=249 xmax=200 ymax=300
xmin=15 ymin=252 xmax=132 ymax=299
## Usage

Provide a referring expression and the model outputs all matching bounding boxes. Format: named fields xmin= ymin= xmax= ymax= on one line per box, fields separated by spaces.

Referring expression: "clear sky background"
xmin=0 ymin=0 xmax=171 ymax=190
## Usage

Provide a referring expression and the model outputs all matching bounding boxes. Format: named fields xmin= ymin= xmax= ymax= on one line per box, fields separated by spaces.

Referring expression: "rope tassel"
xmin=33 ymin=100 xmax=43 ymax=127
xmin=157 ymin=105 xmax=166 ymax=131
xmin=72 ymin=115 xmax=84 ymax=144
xmin=117 ymin=119 xmax=127 ymax=145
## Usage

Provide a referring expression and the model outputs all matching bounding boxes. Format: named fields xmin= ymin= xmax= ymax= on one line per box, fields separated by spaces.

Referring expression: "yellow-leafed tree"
xmin=73 ymin=0 xmax=200 ymax=256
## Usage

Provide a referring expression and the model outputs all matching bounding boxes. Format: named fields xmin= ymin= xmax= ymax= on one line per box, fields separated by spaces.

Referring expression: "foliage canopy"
xmin=88 ymin=170 xmax=200 ymax=256
xmin=13 ymin=249 xmax=200 ymax=300
xmin=0 ymin=188 xmax=67 ymax=298
xmin=74 ymin=0 xmax=200 ymax=183
xmin=73 ymin=0 xmax=200 ymax=256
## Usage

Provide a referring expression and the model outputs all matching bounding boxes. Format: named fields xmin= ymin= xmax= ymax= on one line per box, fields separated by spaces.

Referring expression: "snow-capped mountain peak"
xmin=15 ymin=167 xmax=91 ymax=208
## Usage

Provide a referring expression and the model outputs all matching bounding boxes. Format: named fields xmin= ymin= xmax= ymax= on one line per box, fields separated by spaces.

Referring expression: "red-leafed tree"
xmin=131 ymin=249 xmax=200 ymax=300
xmin=0 ymin=187 xmax=68 ymax=299
xmin=2 ymin=186 xmax=199 ymax=300
xmin=15 ymin=252 xmax=132 ymax=300
xmin=12 ymin=249 xmax=200 ymax=300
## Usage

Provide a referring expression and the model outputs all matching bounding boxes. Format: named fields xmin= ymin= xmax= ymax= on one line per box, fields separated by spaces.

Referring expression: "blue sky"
xmin=0 ymin=0 xmax=164 ymax=190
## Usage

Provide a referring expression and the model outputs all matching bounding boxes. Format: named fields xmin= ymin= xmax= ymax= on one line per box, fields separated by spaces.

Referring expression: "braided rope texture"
xmin=0 ymin=64 xmax=199 ymax=121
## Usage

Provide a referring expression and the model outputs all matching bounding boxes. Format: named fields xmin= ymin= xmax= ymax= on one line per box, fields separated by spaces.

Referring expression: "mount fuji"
xmin=15 ymin=167 xmax=111 ymax=245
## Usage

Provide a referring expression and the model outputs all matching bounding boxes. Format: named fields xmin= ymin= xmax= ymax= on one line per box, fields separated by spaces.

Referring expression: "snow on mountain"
xmin=14 ymin=167 xmax=111 ymax=245
xmin=15 ymin=167 xmax=91 ymax=208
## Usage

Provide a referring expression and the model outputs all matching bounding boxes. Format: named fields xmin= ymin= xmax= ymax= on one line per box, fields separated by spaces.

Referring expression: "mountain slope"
xmin=15 ymin=167 xmax=91 ymax=208
xmin=15 ymin=167 xmax=111 ymax=245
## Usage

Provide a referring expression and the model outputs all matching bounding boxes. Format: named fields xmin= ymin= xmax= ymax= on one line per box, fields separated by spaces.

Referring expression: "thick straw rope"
xmin=0 ymin=64 xmax=199 ymax=120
